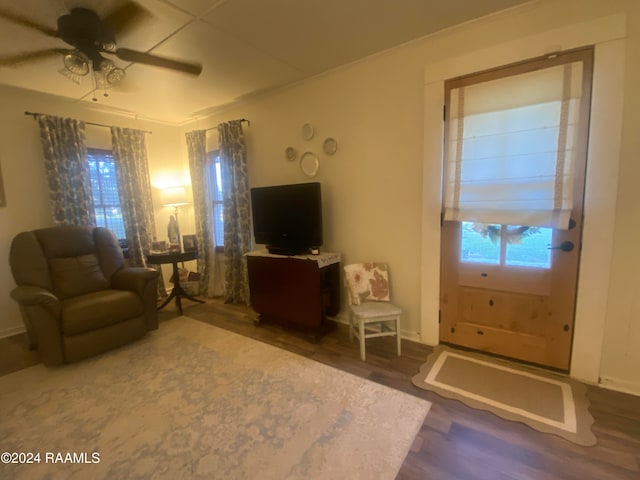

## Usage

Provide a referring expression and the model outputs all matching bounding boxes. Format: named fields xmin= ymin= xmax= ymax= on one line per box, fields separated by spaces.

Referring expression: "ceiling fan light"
xmin=97 ymin=58 xmax=116 ymax=72
xmin=62 ymin=52 xmax=89 ymax=76
xmin=101 ymin=40 xmax=117 ymax=52
xmin=58 ymin=66 xmax=83 ymax=84
xmin=93 ymin=59 xmax=125 ymax=87
xmin=106 ymin=67 xmax=125 ymax=86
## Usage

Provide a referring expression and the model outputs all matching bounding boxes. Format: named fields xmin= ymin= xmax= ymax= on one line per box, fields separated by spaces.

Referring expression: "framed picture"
xmin=183 ymin=234 xmax=198 ymax=252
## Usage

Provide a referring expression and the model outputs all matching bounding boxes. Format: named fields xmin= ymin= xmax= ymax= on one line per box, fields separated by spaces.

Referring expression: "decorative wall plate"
xmin=301 ymin=123 xmax=315 ymax=140
xmin=323 ymin=137 xmax=337 ymax=155
xmin=300 ymin=151 xmax=319 ymax=177
xmin=285 ymin=146 xmax=297 ymax=161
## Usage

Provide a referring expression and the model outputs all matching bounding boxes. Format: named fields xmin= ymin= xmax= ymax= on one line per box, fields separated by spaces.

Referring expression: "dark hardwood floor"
xmin=2 ymin=299 xmax=639 ymax=479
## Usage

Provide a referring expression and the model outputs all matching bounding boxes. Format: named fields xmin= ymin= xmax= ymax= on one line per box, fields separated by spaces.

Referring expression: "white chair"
xmin=343 ymin=263 xmax=402 ymax=361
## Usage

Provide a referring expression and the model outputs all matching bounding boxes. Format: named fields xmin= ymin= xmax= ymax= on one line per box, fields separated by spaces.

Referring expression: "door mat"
xmin=412 ymin=345 xmax=596 ymax=446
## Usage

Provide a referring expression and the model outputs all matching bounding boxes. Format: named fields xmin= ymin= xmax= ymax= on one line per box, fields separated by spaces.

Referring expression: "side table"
xmin=147 ymin=251 xmax=204 ymax=314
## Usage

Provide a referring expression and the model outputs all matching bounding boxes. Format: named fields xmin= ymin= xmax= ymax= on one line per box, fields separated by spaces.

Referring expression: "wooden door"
xmin=439 ymin=48 xmax=593 ymax=371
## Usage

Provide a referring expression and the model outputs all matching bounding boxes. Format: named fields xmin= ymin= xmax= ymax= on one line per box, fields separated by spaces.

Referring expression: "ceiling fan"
xmin=0 ymin=2 xmax=202 ymax=98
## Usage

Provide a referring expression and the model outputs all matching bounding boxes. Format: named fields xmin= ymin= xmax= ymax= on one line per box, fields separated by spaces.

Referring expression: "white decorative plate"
xmin=301 ymin=123 xmax=315 ymax=140
xmin=323 ymin=137 xmax=337 ymax=155
xmin=300 ymin=151 xmax=319 ymax=177
xmin=285 ymin=146 xmax=297 ymax=161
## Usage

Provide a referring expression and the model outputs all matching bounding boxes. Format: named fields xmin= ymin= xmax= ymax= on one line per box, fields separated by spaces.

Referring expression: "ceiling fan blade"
xmin=0 ymin=48 xmax=68 ymax=66
xmin=114 ymin=48 xmax=202 ymax=76
xmin=103 ymin=2 xmax=150 ymax=36
xmin=0 ymin=8 xmax=58 ymax=38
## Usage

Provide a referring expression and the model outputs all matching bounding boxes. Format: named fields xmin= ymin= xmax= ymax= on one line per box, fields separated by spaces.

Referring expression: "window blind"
xmin=443 ymin=60 xmax=584 ymax=229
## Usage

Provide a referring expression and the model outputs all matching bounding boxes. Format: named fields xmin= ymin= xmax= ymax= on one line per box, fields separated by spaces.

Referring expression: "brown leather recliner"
xmin=9 ymin=225 xmax=159 ymax=366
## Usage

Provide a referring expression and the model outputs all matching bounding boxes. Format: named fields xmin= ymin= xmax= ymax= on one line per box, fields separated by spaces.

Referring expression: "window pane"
xmin=87 ymin=150 xmax=126 ymax=240
xmin=104 ymin=206 xmax=126 ymax=240
xmin=207 ymin=151 xmax=224 ymax=246
xmin=505 ymin=225 xmax=552 ymax=268
xmin=213 ymin=203 xmax=224 ymax=246
xmin=88 ymin=160 xmax=101 ymax=204
xmin=460 ymin=222 xmax=500 ymax=264
xmin=215 ymin=160 xmax=223 ymax=202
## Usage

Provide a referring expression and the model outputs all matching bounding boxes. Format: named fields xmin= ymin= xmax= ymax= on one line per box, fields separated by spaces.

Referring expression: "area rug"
xmin=412 ymin=345 xmax=596 ymax=446
xmin=0 ymin=317 xmax=430 ymax=480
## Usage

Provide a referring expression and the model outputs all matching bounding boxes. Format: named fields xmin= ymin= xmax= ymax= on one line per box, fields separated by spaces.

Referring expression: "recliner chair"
xmin=9 ymin=225 xmax=159 ymax=366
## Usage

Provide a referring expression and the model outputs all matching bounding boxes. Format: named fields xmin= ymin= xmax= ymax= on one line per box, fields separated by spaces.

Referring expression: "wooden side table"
xmin=147 ymin=251 xmax=204 ymax=314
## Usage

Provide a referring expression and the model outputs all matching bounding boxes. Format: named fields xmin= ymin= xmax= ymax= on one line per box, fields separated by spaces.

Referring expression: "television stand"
xmin=266 ymin=246 xmax=310 ymax=256
xmin=246 ymin=250 xmax=341 ymax=339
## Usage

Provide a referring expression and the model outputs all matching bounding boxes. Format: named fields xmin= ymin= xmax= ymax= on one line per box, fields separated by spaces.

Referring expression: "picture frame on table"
xmin=183 ymin=234 xmax=198 ymax=252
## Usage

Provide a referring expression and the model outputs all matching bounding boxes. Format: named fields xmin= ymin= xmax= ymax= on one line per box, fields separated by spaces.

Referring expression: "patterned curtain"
xmin=186 ymin=129 xmax=222 ymax=298
xmin=218 ymin=120 xmax=252 ymax=305
xmin=110 ymin=127 xmax=163 ymax=294
xmin=37 ymin=115 xmax=95 ymax=226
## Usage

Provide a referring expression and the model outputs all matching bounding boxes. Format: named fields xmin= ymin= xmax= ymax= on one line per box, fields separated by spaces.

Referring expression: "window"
xmin=207 ymin=150 xmax=224 ymax=247
xmin=87 ymin=149 xmax=126 ymax=240
xmin=460 ymin=222 xmax=552 ymax=269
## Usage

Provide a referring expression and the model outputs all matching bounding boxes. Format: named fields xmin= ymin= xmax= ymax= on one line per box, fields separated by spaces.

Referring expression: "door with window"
xmin=439 ymin=48 xmax=593 ymax=370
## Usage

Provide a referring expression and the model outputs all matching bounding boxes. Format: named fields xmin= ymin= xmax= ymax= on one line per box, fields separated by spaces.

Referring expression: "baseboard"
xmin=598 ymin=376 xmax=640 ymax=397
xmin=0 ymin=324 xmax=26 ymax=339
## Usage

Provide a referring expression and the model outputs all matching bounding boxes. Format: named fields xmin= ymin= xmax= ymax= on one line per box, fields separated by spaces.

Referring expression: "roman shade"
xmin=443 ymin=59 xmax=586 ymax=229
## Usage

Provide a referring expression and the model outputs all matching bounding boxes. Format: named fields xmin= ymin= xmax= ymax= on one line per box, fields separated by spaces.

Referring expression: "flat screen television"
xmin=250 ymin=182 xmax=322 ymax=255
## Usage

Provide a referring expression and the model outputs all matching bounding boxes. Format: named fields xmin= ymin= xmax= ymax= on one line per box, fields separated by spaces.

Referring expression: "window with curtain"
xmin=87 ymin=148 xmax=126 ymax=240
xmin=207 ymin=150 xmax=224 ymax=249
xmin=443 ymin=50 xmax=590 ymax=230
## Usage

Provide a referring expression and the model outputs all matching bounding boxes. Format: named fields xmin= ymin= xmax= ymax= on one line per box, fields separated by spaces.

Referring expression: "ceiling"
xmin=0 ymin=0 xmax=531 ymax=125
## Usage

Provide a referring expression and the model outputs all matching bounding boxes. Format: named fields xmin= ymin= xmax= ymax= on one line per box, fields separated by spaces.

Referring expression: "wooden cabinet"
xmin=246 ymin=250 xmax=340 ymax=337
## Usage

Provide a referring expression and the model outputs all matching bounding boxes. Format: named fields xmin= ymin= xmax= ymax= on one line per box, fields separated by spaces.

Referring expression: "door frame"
xmin=420 ymin=16 xmax=626 ymax=383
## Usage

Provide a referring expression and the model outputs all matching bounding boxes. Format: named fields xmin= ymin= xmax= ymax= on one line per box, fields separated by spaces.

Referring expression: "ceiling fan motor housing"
xmin=57 ymin=8 xmax=116 ymax=69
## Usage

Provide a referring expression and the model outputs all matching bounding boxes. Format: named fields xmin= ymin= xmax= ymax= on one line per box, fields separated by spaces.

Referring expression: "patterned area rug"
xmin=0 ymin=317 xmax=430 ymax=480
xmin=412 ymin=345 xmax=595 ymax=446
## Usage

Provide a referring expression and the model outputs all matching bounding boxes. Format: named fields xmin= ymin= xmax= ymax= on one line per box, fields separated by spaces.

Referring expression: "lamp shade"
xmin=161 ymin=186 xmax=188 ymax=207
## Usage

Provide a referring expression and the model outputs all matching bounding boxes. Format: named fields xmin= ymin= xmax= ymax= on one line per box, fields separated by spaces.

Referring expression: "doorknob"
xmin=547 ymin=241 xmax=574 ymax=252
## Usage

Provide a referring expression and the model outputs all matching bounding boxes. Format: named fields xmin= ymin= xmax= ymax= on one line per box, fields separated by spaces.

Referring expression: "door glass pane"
xmin=505 ymin=226 xmax=552 ymax=268
xmin=460 ymin=222 xmax=500 ymax=264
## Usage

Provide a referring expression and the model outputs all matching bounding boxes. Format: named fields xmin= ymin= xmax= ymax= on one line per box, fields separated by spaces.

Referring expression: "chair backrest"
xmin=10 ymin=226 xmax=125 ymax=300
xmin=343 ymin=262 xmax=391 ymax=306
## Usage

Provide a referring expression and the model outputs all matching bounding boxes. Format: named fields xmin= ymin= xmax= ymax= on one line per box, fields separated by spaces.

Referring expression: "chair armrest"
xmin=10 ymin=286 xmax=65 ymax=365
xmin=111 ymin=267 xmax=159 ymax=296
xmin=10 ymin=285 xmax=61 ymax=318
xmin=111 ymin=267 xmax=160 ymax=331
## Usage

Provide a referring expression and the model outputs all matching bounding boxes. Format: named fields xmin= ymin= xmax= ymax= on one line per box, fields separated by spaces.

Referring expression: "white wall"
xmin=181 ymin=35 xmax=429 ymax=341
xmin=183 ymin=0 xmax=640 ymax=394
xmin=0 ymin=85 xmax=183 ymax=337
xmin=599 ymin=1 xmax=640 ymax=395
